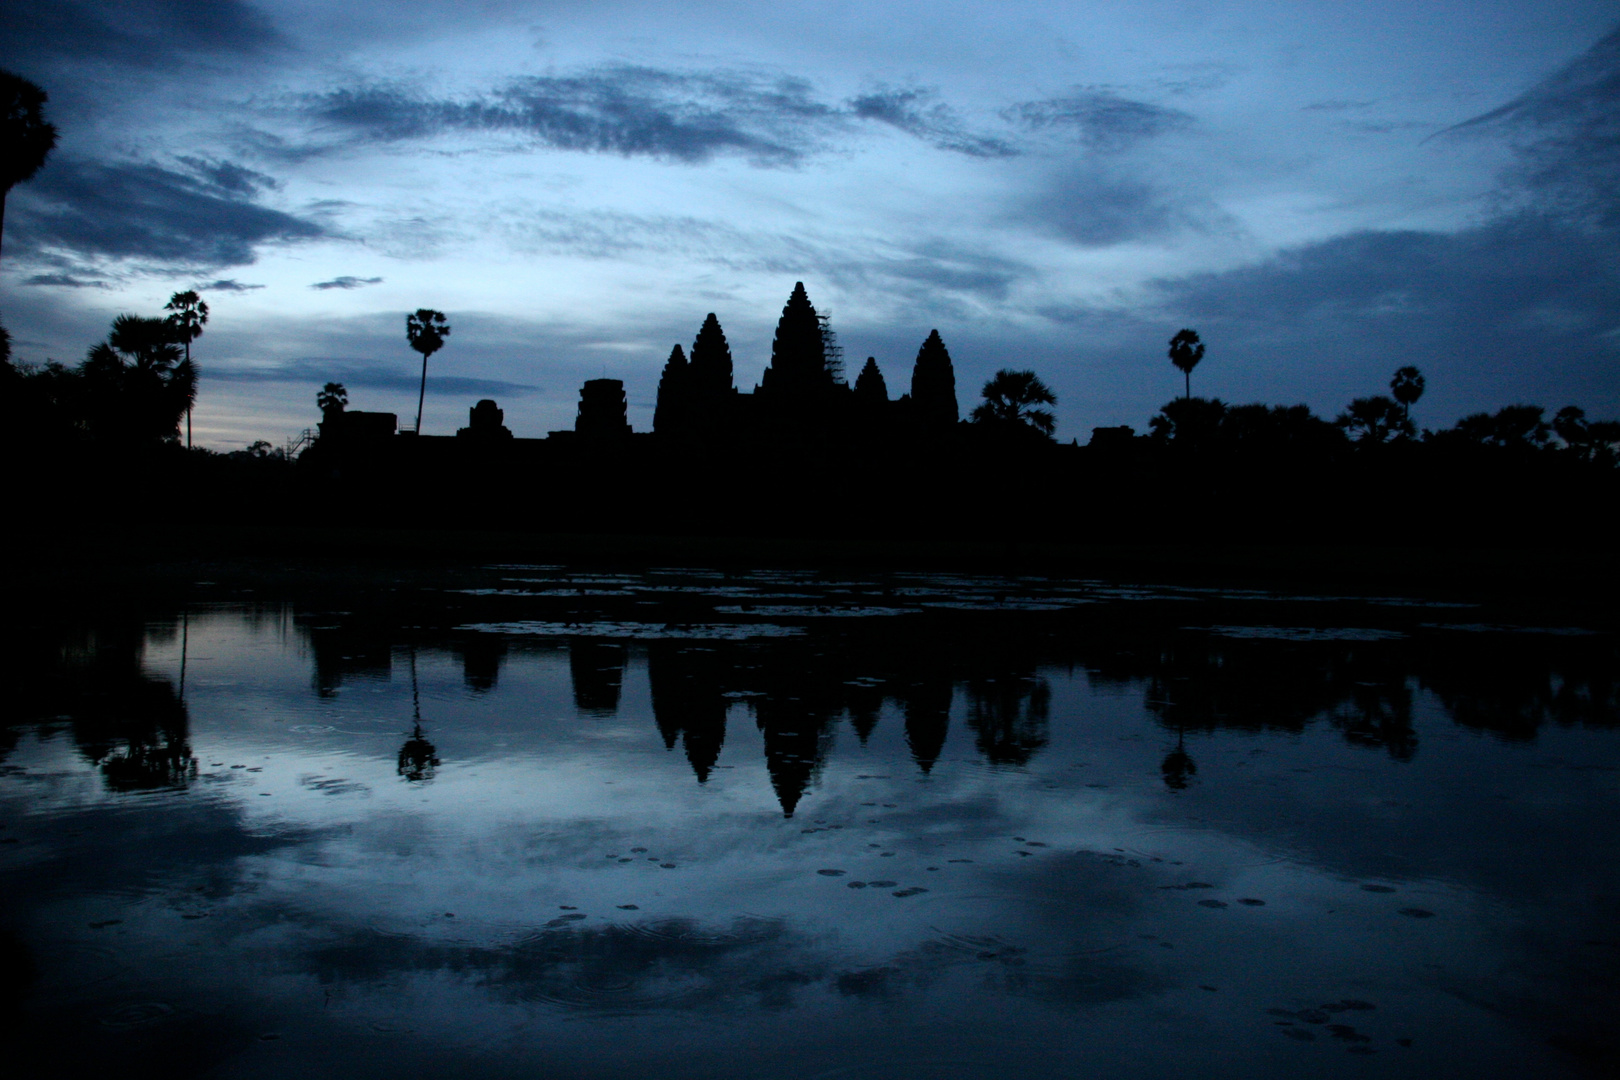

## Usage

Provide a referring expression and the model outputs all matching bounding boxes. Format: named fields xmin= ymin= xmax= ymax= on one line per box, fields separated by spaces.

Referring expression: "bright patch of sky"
xmin=3 ymin=0 xmax=1618 ymax=446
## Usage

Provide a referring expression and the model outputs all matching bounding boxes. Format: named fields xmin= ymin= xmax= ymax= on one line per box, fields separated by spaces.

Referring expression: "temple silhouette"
xmin=12 ymin=274 xmax=1618 ymax=546
xmin=310 ymin=282 xmax=963 ymax=456
xmin=298 ymin=282 xmax=998 ymax=534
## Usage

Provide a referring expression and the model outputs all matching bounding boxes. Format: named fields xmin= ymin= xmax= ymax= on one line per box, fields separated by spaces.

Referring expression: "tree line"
xmin=1137 ymin=330 xmax=1619 ymax=466
xmin=1 ymin=293 xmax=209 ymax=452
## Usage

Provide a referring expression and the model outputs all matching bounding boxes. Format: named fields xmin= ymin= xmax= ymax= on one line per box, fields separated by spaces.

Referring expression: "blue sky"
xmin=2 ymin=1 xmax=1617 ymax=447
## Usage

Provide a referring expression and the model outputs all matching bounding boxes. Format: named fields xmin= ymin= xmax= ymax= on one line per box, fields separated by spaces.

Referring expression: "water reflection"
xmin=397 ymin=645 xmax=440 ymax=782
xmin=456 ymin=635 xmax=506 ymax=693
xmin=1161 ymin=734 xmax=1197 ymax=791
xmin=572 ymin=641 xmax=627 ymax=715
xmin=4 ymin=569 xmax=1618 ymax=1080
xmin=647 ymin=643 xmax=729 ymax=782
xmin=8 ymin=620 xmax=197 ymax=790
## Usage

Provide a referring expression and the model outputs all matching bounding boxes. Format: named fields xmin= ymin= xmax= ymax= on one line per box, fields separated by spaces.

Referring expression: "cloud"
xmin=311 ymin=276 xmax=384 ymax=290
xmin=1438 ymin=24 xmax=1620 ymax=228
xmin=1302 ymin=100 xmax=1377 ymax=113
xmin=848 ymin=87 xmax=1016 ymax=158
xmin=305 ymin=66 xmax=843 ymax=166
xmin=23 ymin=273 xmax=109 ymax=288
xmin=301 ymin=66 xmax=1033 ymax=166
xmin=173 ymin=156 xmax=281 ymax=196
xmin=6 ymin=155 xmax=326 ymax=269
xmin=2 ymin=0 xmax=283 ymax=70
xmin=1019 ymin=168 xmax=1193 ymax=246
xmin=198 ymin=278 xmax=265 ymax=292
xmin=209 ymin=359 xmax=538 ymax=398
xmin=813 ymin=241 xmax=1032 ymax=316
xmin=1008 ymin=90 xmax=1192 ymax=152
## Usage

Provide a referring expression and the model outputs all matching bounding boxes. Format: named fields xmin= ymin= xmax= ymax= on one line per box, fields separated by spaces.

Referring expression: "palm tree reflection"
xmin=1161 ymin=732 xmax=1197 ymax=791
xmin=397 ymin=645 xmax=440 ymax=783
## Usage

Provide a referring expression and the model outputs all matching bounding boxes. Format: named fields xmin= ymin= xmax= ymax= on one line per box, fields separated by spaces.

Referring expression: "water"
xmin=3 ymin=566 xmax=1617 ymax=1078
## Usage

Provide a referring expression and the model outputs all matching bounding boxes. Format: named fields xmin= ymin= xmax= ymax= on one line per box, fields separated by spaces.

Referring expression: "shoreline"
xmin=5 ymin=525 xmax=1613 ymax=611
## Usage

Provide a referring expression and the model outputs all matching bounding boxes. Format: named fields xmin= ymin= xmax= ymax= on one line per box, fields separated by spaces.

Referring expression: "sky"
xmin=2 ymin=0 xmax=1618 ymax=448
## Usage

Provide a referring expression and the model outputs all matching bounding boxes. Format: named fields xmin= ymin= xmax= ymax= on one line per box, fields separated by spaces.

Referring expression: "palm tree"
xmin=970 ymin=369 xmax=1057 ymax=437
xmin=164 ymin=291 xmax=208 ymax=447
xmin=1335 ymin=395 xmax=1414 ymax=444
xmin=1390 ymin=366 xmax=1424 ymax=420
xmin=82 ymin=314 xmax=189 ymax=444
xmin=317 ymin=381 xmax=348 ymax=420
xmin=1 ymin=70 xmax=59 ymax=266
xmin=405 ymin=309 xmax=450 ymax=434
xmin=1167 ymin=328 xmax=1204 ymax=399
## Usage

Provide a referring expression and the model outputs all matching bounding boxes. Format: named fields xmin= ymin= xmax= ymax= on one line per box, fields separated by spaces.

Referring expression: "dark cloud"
xmin=1439 ymin=25 xmax=1620 ymax=228
xmin=198 ymin=278 xmax=264 ymax=292
xmin=822 ymin=242 xmax=1031 ymax=312
xmin=1022 ymin=169 xmax=1186 ymax=246
xmin=1153 ymin=26 xmax=1618 ymax=414
xmin=22 ymin=273 xmax=108 ymax=288
xmin=311 ymin=276 xmax=384 ymax=291
xmin=6 ymin=155 xmax=326 ymax=269
xmin=498 ymin=208 xmax=748 ymax=261
xmin=1008 ymin=90 xmax=1192 ymax=152
xmin=302 ymin=67 xmax=1032 ymax=165
xmin=848 ymin=87 xmax=1016 ymax=158
xmin=1302 ymin=100 xmax=1377 ymax=113
xmin=210 ymin=359 xmax=538 ymax=399
xmin=0 ymin=0 xmax=282 ymax=71
xmin=307 ymin=67 xmax=842 ymax=166
xmin=173 ymin=156 xmax=281 ymax=196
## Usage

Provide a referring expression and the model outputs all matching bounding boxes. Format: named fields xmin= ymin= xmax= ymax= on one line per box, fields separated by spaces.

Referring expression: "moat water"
xmin=3 ymin=566 xmax=1616 ymax=1078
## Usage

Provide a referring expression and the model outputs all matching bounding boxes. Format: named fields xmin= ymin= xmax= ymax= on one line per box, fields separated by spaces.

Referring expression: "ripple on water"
xmin=98 ymin=1002 xmax=176 ymax=1029
xmin=797 ymin=1058 xmax=1022 ymax=1080
xmin=36 ymin=942 xmax=121 ymax=991
xmin=620 ymin=915 xmax=783 ymax=948
xmin=369 ymin=1019 xmax=416 ymax=1034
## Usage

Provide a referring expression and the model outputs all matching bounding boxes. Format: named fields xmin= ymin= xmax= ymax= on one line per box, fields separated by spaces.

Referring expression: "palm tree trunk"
xmin=1184 ymin=370 xmax=1190 ymax=400
xmin=184 ymin=338 xmax=192 ymax=448
xmin=415 ymin=353 xmax=428 ymax=434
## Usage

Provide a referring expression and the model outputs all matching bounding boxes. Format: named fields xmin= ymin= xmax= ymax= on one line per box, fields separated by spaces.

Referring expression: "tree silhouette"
xmin=1552 ymin=406 xmax=1620 ymax=466
xmin=1167 ymin=328 xmax=1204 ymax=400
xmin=0 ymin=70 xmax=59 ymax=266
xmin=970 ymin=369 xmax=1057 ymax=437
xmin=1148 ymin=396 xmax=1226 ymax=446
xmin=78 ymin=314 xmax=193 ymax=444
xmin=1446 ymin=405 xmax=1551 ymax=449
xmin=317 ymin=381 xmax=348 ymax=421
xmin=405 ymin=309 xmax=450 ymax=434
xmin=164 ymin=291 xmax=208 ymax=448
xmin=910 ymin=330 xmax=959 ymax=426
xmin=1390 ymin=366 xmax=1425 ymax=420
xmin=1336 ymin=395 xmax=1414 ymax=444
